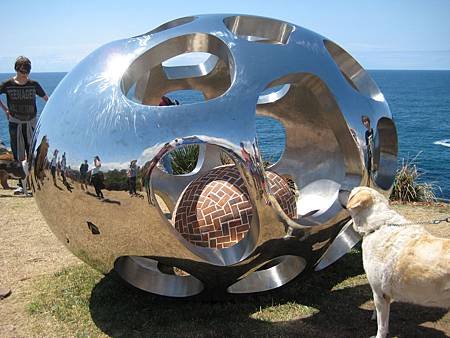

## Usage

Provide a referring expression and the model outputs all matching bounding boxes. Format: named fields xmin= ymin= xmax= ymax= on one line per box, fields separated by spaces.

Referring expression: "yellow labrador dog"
xmin=346 ymin=186 xmax=450 ymax=338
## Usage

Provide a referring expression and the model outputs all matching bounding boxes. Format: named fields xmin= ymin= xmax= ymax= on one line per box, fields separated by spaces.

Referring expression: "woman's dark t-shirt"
xmin=0 ymin=78 xmax=46 ymax=121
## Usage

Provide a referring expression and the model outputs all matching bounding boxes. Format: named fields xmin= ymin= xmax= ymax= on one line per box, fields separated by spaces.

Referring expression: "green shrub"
xmin=220 ymin=151 xmax=274 ymax=168
xmin=170 ymin=145 xmax=200 ymax=175
xmin=103 ymin=169 xmax=128 ymax=190
xmin=169 ymin=146 xmax=273 ymax=175
xmin=390 ymin=153 xmax=437 ymax=202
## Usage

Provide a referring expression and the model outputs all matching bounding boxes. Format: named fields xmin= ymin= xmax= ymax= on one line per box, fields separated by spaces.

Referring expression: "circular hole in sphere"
xmin=173 ymin=166 xmax=297 ymax=248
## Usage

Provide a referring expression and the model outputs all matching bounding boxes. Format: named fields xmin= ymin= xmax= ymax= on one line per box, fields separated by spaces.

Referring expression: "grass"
xmin=26 ymin=244 xmax=450 ymax=337
xmin=27 ymin=249 xmax=368 ymax=337
xmin=26 ymin=246 xmax=449 ymax=337
xmin=28 ymin=266 xmax=104 ymax=337
xmin=250 ymin=302 xmax=319 ymax=322
xmin=390 ymin=153 xmax=437 ymax=202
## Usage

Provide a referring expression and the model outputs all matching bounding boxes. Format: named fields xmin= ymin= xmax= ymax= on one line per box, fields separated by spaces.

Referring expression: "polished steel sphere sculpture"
xmin=30 ymin=14 xmax=397 ymax=297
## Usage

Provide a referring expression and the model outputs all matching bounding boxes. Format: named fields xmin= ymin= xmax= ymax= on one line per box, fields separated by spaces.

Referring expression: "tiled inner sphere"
xmin=173 ymin=166 xmax=296 ymax=248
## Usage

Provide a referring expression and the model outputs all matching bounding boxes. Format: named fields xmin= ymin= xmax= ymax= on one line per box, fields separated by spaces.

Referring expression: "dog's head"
xmin=0 ymin=160 xmax=26 ymax=180
xmin=346 ymin=186 xmax=394 ymax=236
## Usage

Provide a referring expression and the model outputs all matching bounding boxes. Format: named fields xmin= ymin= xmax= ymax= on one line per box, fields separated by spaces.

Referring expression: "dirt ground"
xmin=0 ymin=184 xmax=449 ymax=337
xmin=0 ymin=186 xmax=81 ymax=337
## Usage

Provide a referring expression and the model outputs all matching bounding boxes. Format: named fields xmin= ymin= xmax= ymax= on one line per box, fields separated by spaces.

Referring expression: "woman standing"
xmin=50 ymin=149 xmax=59 ymax=185
xmin=91 ymin=155 xmax=104 ymax=199
xmin=128 ymin=159 xmax=138 ymax=196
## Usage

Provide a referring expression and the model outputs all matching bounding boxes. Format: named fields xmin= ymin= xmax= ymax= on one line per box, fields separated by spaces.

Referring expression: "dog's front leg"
xmin=373 ymin=291 xmax=390 ymax=338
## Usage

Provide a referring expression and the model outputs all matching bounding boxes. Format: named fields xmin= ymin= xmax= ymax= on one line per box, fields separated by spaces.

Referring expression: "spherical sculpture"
xmin=30 ymin=14 xmax=397 ymax=297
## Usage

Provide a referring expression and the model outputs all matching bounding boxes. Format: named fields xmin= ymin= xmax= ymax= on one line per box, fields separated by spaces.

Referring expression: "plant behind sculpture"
xmin=390 ymin=153 xmax=438 ymax=202
xmin=169 ymin=144 xmax=200 ymax=175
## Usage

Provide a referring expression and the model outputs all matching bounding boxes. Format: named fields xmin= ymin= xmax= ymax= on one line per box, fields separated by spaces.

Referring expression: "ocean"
xmin=1 ymin=70 xmax=449 ymax=199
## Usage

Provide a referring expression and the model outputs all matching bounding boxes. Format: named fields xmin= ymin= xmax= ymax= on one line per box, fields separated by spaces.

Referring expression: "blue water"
xmin=1 ymin=70 xmax=449 ymax=198
xmin=371 ymin=70 xmax=450 ymax=199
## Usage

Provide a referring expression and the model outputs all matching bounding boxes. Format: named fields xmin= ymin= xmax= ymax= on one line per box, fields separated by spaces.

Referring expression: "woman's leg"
xmin=51 ymin=166 xmax=56 ymax=184
xmin=131 ymin=177 xmax=136 ymax=194
xmin=92 ymin=175 xmax=100 ymax=197
xmin=8 ymin=122 xmax=19 ymax=160
xmin=22 ymin=124 xmax=30 ymax=160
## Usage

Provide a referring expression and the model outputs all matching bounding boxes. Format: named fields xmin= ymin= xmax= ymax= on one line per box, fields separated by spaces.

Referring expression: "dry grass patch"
xmin=250 ymin=302 xmax=319 ymax=322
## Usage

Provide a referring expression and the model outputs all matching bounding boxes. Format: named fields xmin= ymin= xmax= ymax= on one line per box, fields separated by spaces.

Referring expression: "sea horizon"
xmin=2 ymin=69 xmax=450 ymax=74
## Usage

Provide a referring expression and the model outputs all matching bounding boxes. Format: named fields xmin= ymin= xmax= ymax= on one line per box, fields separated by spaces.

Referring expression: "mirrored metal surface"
xmin=227 ymin=255 xmax=306 ymax=294
xmin=314 ymin=220 xmax=361 ymax=271
xmin=30 ymin=14 xmax=397 ymax=297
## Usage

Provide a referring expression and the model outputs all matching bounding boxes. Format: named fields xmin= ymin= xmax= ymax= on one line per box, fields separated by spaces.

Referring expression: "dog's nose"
xmin=338 ymin=189 xmax=350 ymax=209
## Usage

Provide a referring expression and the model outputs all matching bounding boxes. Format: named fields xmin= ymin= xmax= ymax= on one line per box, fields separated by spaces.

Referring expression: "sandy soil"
xmin=0 ymin=184 xmax=449 ymax=337
xmin=0 ymin=186 xmax=80 ymax=337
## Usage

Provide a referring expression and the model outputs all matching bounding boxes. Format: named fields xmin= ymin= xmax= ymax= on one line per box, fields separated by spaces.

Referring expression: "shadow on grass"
xmin=88 ymin=250 xmax=447 ymax=337
xmin=0 ymin=193 xmax=18 ymax=198
xmin=85 ymin=191 xmax=121 ymax=205
xmin=0 ymin=193 xmax=33 ymax=198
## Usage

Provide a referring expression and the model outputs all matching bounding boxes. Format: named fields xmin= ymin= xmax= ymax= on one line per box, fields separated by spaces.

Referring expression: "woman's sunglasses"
xmin=17 ymin=64 xmax=31 ymax=74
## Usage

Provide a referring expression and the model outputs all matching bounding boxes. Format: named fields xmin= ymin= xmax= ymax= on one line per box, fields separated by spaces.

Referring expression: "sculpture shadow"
xmin=102 ymin=198 xmax=121 ymax=205
xmin=88 ymin=250 xmax=448 ymax=337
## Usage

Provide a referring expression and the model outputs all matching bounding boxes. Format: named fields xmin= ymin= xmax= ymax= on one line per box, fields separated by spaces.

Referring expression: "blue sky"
xmin=1 ymin=0 xmax=449 ymax=72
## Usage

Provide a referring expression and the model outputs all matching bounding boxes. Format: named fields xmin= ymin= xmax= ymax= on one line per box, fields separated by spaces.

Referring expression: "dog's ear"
xmin=347 ymin=190 xmax=374 ymax=211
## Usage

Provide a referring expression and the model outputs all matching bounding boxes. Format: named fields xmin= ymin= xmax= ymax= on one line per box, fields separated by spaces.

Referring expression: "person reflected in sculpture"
xmin=0 ymin=56 xmax=49 ymax=194
xmin=362 ymin=115 xmax=374 ymax=178
xmin=59 ymin=152 xmax=72 ymax=192
xmin=60 ymin=152 xmax=68 ymax=185
xmin=158 ymin=95 xmax=179 ymax=106
xmin=158 ymin=96 xmax=179 ymax=173
xmin=56 ymin=158 xmax=61 ymax=178
xmin=128 ymin=159 xmax=138 ymax=197
xmin=33 ymin=136 xmax=49 ymax=190
xmin=50 ymin=149 xmax=59 ymax=186
xmin=91 ymin=155 xmax=104 ymax=199
xmin=79 ymin=160 xmax=89 ymax=191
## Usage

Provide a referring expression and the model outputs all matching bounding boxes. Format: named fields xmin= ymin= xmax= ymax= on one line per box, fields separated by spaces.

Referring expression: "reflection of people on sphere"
xmin=60 ymin=152 xmax=67 ymax=184
xmin=56 ymin=159 xmax=61 ymax=177
xmin=362 ymin=115 xmax=374 ymax=177
xmin=0 ymin=56 xmax=48 ymax=162
xmin=128 ymin=159 xmax=138 ymax=196
xmin=240 ymin=141 xmax=270 ymax=204
xmin=158 ymin=95 xmax=179 ymax=106
xmin=33 ymin=136 xmax=49 ymax=190
xmin=158 ymin=97 xmax=179 ymax=173
xmin=91 ymin=155 xmax=104 ymax=199
xmin=60 ymin=152 xmax=72 ymax=192
xmin=143 ymin=141 xmax=177 ymax=205
xmin=145 ymin=142 xmax=175 ymax=178
xmin=79 ymin=160 xmax=89 ymax=191
xmin=50 ymin=149 xmax=59 ymax=185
